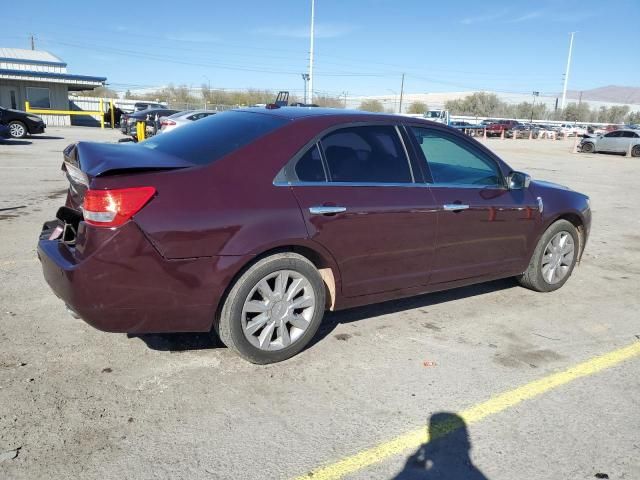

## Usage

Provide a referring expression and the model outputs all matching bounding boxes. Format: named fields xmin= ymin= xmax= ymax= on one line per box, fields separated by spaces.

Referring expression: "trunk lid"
xmin=62 ymin=141 xmax=193 ymax=208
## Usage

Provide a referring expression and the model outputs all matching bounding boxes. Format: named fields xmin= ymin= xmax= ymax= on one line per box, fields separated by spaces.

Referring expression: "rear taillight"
xmin=161 ymin=120 xmax=176 ymax=126
xmin=83 ymin=187 xmax=156 ymax=227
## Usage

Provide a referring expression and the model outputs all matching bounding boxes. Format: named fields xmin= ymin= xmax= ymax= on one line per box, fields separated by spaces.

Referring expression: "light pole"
xmin=301 ymin=73 xmax=310 ymax=104
xmin=560 ymin=32 xmax=575 ymax=111
xmin=307 ymin=0 xmax=315 ymax=103
xmin=530 ymin=91 xmax=539 ymax=122
xmin=202 ymin=75 xmax=211 ymax=109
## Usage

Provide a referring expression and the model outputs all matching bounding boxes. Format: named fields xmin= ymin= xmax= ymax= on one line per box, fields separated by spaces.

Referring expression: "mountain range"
xmin=567 ymin=86 xmax=640 ymax=105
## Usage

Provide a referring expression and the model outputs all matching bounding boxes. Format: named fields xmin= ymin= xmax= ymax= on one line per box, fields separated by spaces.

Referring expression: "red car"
xmin=38 ymin=108 xmax=591 ymax=363
xmin=485 ymin=120 xmax=522 ymax=137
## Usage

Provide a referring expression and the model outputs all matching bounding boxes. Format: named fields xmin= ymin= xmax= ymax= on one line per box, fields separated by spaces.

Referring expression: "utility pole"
xmin=301 ymin=73 xmax=310 ymax=103
xmin=307 ymin=0 xmax=315 ymax=103
xmin=560 ymin=32 xmax=575 ymax=111
xmin=342 ymin=91 xmax=348 ymax=108
xmin=30 ymin=34 xmax=35 ymax=50
xmin=530 ymin=91 xmax=539 ymax=122
xmin=399 ymin=73 xmax=405 ymax=114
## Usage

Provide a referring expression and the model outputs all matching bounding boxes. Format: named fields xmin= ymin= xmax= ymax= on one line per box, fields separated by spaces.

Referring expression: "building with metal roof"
xmin=0 ymin=47 xmax=106 ymax=126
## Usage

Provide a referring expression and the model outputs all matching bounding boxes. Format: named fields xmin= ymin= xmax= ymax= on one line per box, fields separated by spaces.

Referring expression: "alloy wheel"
xmin=241 ymin=270 xmax=316 ymax=351
xmin=541 ymin=231 xmax=575 ymax=284
xmin=9 ymin=123 xmax=26 ymax=138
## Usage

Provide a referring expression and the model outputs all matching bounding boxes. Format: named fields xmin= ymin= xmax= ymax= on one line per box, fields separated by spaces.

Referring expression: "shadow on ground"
xmin=392 ymin=412 xmax=488 ymax=480
xmin=0 ymin=140 xmax=32 ymax=145
xmin=312 ymin=278 xmax=517 ymax=346
xmin=131 ymin=278 xmax=516 ymax=353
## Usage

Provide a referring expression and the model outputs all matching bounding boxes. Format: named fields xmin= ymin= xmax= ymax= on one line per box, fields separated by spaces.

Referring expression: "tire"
xmin=215 ymin=252 xmax=326 ymax=364
xmin=581 ymin=142 xmax=595 ymax=153
xmin=632 ymin=145 xmax=640 ymax=157
xmin=517 ymin=219 xmax=580 ymax=292
xmin=8 ymin=121 xmax=27 ymax=139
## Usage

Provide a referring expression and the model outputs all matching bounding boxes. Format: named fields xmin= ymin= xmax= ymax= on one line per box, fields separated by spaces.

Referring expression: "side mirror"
xmin=508 ymin=171 xmax=531 ymax=190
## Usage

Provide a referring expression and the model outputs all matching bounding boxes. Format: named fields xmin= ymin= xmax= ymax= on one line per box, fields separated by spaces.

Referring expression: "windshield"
xmin=140 ymin=110 xmax=288 ymax=165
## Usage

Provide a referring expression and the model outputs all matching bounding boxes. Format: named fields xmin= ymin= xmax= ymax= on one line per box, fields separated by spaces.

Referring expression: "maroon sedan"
xmin=38 ymin=108 xmax=591 ymax=363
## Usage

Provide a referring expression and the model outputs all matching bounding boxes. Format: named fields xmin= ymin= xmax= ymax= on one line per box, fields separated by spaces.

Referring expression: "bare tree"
xmin=359 ymin=99 xmax=384 ymax=112
xmin=407 ymin=101 xmax=428 ymax=114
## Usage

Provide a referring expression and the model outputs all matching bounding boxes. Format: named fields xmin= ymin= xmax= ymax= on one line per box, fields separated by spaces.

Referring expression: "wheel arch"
xmin=548 ymin=212 xmax=587 ymax=263
xmin=212 ymin=240 xmax=342 ymax=332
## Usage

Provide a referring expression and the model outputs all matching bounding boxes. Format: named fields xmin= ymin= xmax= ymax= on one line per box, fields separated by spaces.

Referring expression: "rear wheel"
xmin=216 ymin=252 xmax=326 ymax=364
xmin=581 ymin=142 xmax=595 ymax=153
xmin=8 ymin=121 xmax=27 ymax=139
xmin=518 ymin=220 xmax=579 ymax=292
xmin=632 ymin=145 xmax=640 ymax=157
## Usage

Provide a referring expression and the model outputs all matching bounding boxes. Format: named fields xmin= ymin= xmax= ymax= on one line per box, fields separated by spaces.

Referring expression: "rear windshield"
xmin=140 ymin=111 xmax=288 ymax=165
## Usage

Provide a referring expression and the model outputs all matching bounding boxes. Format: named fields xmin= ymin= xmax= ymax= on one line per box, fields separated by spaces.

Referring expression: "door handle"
xmin=309 ymin=206 xmax=347 ymax=215
xmin=443 ymin=203 xmax=470 ymax=211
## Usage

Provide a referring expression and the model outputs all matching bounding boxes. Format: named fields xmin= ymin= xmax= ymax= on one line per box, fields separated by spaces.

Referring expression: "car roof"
xmin=233 ymin=106 xmax=392 ymax=121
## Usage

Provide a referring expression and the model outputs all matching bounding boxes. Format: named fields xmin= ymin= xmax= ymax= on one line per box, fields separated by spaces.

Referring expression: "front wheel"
xmin=581 ymin=142 xmax=595 ymax=153
xmin=216 ymin=252 xmax=326 ymax=364
xmin=632 ymin=145 xmax=640 ymax=157
xmin=8 ymin=121 xmax=27 ymax=138
xmin=518 ymin=220 xmax=579 ymax=292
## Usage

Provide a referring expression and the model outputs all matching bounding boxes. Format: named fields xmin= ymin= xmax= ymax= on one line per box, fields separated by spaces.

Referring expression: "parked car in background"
xmin=38 ymin=107 xmax=591 ymax=364
xmin=121 ymin=108 xmax=180 ymax=140
xmin=505 ymin=124 xmax=534 ymax=139
xmin=580 ymin=129 xmax=640 ymax=156
xmin=485 ymin=120 xmax=522 ymax=137
xmin=450 ymin=121 xmax=485 ymax=135
xmin=133 ymin=102 xmax=166 ymax=112
xmin=159 ymin=110 xmax=216 ymax=133
xmin=558 ymin=123 xmax=587 ymax=136
xmin=0 ymin=106 xmax=46 ymax=138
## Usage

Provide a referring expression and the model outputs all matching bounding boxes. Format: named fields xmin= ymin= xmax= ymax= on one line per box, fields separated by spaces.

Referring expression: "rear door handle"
xmin=443 ymin=203 xmax=470 ymax=211
xmin=309 ymin=206 xmax=347 ymax=215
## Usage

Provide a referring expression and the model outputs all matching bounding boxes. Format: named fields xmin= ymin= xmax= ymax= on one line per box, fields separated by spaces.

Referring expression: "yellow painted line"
xmin=295 ymin=341 xmax=640 ymax=480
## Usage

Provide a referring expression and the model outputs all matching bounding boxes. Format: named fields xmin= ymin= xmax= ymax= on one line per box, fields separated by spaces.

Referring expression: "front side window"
xmin=319 ymin=126 xmax=413 ymax=183
xmin=410 ymin=127 xmax=502 ymax=186
xmin=26 ymin=87 xmax=51 ymax=109
xmin=604 ymin=131 xmax=622 ymax=138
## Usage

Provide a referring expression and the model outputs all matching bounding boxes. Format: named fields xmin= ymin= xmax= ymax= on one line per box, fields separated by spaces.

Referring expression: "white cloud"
xmin=254 ymin=22 xmax=357 ymax=39
xmin=509 ymin=11 xmax=544 ymax=23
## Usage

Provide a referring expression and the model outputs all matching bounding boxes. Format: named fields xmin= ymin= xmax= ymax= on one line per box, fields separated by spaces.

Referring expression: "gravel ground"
xmin=0 ymin=127 xmax=638 ymax=480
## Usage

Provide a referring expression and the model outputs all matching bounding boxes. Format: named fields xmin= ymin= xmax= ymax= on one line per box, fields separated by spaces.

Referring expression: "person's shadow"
xmin=392 ymin=412 xmax=488 ymax=480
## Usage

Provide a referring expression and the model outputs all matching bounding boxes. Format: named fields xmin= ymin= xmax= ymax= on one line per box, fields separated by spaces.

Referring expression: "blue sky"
xmin=2 ymin=0 xmax=639 ymax=97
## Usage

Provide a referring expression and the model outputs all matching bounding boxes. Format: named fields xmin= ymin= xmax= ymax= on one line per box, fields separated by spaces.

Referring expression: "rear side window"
xmin=320 ymin=126 xmax=413 ymax=183
xmin=604 ymin=131 xmax=622 ymax=138
xmin=410 ymin=127 xmax=502 ymax=186
xmin=295 ymin=144 xmax=326 ymax=182
xmin=140 ymin=111 xmax=287 ymax=165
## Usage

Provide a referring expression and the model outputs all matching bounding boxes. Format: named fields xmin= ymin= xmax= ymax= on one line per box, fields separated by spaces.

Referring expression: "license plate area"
xmin=41 ymin=207 xmax=84 ymax=245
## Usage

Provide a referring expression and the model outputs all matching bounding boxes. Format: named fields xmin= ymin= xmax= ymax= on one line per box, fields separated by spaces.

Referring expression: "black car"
xmin=121 ymin=108 xmax=180 ymax=139
xmin=0 ymin=107 xmax=46 ymax=138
